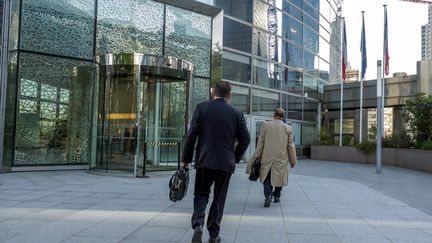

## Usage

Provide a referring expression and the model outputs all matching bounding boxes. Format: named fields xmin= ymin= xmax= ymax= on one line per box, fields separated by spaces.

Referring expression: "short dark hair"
xmin=274 ymin=108 xmax=285 ymax=119
xmin=214 ymin=81 xmax=231 ymax=98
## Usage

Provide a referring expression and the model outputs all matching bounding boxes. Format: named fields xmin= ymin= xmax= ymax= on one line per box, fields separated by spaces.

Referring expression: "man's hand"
xmin=180 ymin=162 xmax=189 ymax=170
xmin=290 ymin=163 xmax=295 ymax=169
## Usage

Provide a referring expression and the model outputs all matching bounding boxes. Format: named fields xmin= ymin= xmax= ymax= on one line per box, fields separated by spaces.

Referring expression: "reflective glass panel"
xmin=304 ymin=50 xmax=318 ymax=76
xmin=287 ymin=0 xmax=303 ymax=10
xmin=304 ymin=98 xmax=318 ymax=122
xmin=303 ymin=123 xmax=317 ymax=145
xmin=21 ymin=0 xmax=95 ymax=59
xmin=252 ymin=88 xmax=280 ymax=116
xmin=8 ymin=0 xmax=20 ymax=50
xmin=14 ymin=53 xmax=93 ymax=165
xmin=285 ymin=42 xmax=303 ymax=68
xmin=223 ymin=17 xmax=252 ymax=53
xmin=165 ymin=5 xmax=211 ymax=77
xmin=253 ymin=58 xmax=280 ymax=90
xmin=231 ymin=84 xmax=249 ymax=113
xmin=222 ymin=51 xmax=251 ymax=83
xmin=97 ymin=0 xmax=164 ymax=56
xmin=214 ymin=0 xmax=252 ymax=22
xmin=304 ymin=26 xmax=319 ymax=54
xmin=285 ymin=94 xmax=302 ymax=120
xmin=282 ymin=68 xmax=302 ymax=94
xmin=283 ymin=2 xmax=302 ymax=21
xmin=282 ymin=17 xmax=302 ymax=46
xmin=192 ymin=78 xmax=210 ymax=109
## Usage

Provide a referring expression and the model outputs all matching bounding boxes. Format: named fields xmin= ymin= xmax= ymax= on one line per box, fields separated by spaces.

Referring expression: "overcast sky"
xmin=342 ymin=0 xmax=428 ymax=80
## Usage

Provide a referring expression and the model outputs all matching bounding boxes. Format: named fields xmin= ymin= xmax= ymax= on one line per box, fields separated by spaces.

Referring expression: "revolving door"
xmin=94 ymin=54 xmax=193 ymax=175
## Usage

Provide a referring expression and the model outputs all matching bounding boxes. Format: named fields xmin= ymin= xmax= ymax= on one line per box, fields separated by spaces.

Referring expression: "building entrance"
xmin=93 ymin=54 xmax=193 ymax=176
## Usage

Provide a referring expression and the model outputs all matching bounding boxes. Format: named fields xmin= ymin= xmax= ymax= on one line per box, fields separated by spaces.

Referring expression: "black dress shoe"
xmin=192 ymin=225 xmax=203 ymax=243
xmin=273 ymin=197 xmax=280 ymax=203
xmin=209 ymin=236 xmax=221 ymax=243
xmin=264 ymin=197 xmax=271 ymax=207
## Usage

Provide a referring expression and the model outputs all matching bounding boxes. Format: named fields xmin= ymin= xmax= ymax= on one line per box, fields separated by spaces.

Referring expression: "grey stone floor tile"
xmin=0 ymin=218 xmax=48 ymax=234
xmin=102 ymin=211 xmax=158 ymax=225
xmin=285 ymin=222 xmax=335 ymax=235
xmin=123 ymin=225 xmax=188 ymax=242
xmin=327 ymin=223 xmax=385 ymax=238
xmin=76 ymin=222 xmax=142 ymax=239
xmin=337 ymin=236 xmax=392 ymax=243
xmin=62 ymin=236 xmax=121 ymax=243
xmin=377 ymin=227 xmax=432 ymax=241
xmin=27 ymin=221 xmax=97 ymax=237
xmin=287 ymin=233 xmax=341 ymax=243
xmin=235 ymin=230 xmax=288 ymax=243
xmin=3 ymin=233 xmax=67 ymax=243
xmin=146 ymin=213 xmax=190 ymax=228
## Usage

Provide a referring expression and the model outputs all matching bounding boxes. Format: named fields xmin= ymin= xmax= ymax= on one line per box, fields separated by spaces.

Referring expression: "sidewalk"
xmin=1 ymin=160 xmax=432 ymax=243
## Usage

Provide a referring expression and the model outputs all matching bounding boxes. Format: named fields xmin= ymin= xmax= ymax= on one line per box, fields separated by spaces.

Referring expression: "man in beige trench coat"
xmin=248 ymin=108 xmax=297 ymax=207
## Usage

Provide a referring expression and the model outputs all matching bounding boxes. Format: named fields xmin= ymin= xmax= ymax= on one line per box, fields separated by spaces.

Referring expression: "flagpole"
xmin=359 ymin=11 xmax=366 ymax=144
xmin=339 ymin=17 xmax=344 ymax=147
xmin=339 ymin=17 xmax=347 ymax=147
xmin=382 ymin=5 xmax=388 ymax=136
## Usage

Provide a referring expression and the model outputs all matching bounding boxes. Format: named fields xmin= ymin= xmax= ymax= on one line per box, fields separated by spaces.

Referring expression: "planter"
xmin=311 ymin=145 xmax=432 ymax=173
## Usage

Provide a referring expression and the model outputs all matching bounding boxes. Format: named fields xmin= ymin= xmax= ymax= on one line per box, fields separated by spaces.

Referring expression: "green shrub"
xmin=319 ymin=129 xmax=334 ymax=145
xmin=420 ymin=140 xmax=432 ymax=151
xmin=342 ymin=135 xmax=353 ymax=146
xmin=382 ymin=133 xmax=395 ymax=148
xmin=368 ymin=126 xmax=377 ymax=141
xmin=395 ymin=130 xmax=414 ymax=148
xmin=356 ymin=141 xmax=376 ymax=154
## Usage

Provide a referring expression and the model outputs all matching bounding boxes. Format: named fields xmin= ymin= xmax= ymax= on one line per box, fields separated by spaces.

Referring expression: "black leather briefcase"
xmin=169 ymin=168 xmax=189 ymax=202
xmin=248 ymin=158 xmax=261 ymax=181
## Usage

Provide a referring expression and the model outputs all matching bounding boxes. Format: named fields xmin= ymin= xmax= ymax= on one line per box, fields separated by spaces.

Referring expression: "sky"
xmin=342 ymin=0 xmax=428 ymax=80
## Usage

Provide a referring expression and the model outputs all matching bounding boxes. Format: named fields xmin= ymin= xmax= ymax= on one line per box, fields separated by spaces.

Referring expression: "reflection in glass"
xmin=286 ymin=95 xmax=302 ymax=121
xmin=192 ymin=78 xmax=210 ymax=109
xmin=303 ymin=123 xmax=317 ymax=145
xmin=215 ymin=0 xmax=252 ymax=22
xmin=231 ymin=84 xmax=249 ymax=113
xmin=253 ymin=58 xmax=280 ymax=90
xmin=97 ymin=0 xmax=164 ymax=56
xmin=224 ymin=17 xmax=252 ymax=53
xmin=222 ymin=51 xmax=251 ymax=83
xmin=165 ymin=5 xmax=211 ymax=77
xmin=20 ymin=0 xmax=95 ymax=59
xmin=252 ymin=89 xmax=279 ymax=116
xmin=14 ymin=53 xmax=93 ymax=165
xmin=282 ymin=68 xmax=302 ymax=94
xmin=303 ymin=98 xmax=318 ymax=122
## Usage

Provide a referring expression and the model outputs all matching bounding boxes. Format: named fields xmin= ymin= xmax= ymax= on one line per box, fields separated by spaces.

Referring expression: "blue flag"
xmin=360 ymin=12 xmax=367 ymax=80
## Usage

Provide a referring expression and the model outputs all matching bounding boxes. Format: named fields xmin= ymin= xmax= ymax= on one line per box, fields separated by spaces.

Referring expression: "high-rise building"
xmin=0 ymin=0 xmax=341 ymax=173
xmin=421 ymin=5 xmax=432 ymax=60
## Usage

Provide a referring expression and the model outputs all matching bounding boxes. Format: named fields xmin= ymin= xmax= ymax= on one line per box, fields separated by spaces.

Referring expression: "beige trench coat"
xmin=246 ymin=120 xmax=297 ymax=187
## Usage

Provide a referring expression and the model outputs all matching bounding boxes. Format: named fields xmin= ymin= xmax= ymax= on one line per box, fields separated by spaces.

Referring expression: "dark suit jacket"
xmin=181 ymin=98 xmax=250 ymax=174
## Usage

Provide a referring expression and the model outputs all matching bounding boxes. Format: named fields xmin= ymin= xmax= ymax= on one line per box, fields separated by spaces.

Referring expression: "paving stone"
xmin=0 ymin=161 xmax=432 ymax=243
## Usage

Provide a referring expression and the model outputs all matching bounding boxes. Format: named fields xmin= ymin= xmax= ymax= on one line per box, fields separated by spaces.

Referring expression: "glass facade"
xmin=1 ymin=0 xmax=214 ymax=170
xmin=1 ymin=0 xmax=341 ymax=171
xmin=214 ymin=0 xmax=340 ymax=147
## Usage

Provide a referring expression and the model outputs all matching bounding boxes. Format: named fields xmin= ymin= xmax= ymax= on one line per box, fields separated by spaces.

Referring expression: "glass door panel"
xmin=96 ymin=65 xmax=140 ymax=172
xmin=141 ymin=77 xmax=186 ymax=170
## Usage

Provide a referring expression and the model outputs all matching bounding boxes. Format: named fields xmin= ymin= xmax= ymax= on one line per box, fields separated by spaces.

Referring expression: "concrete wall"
xmin=311 ymin=145 xmax=432 ymax=173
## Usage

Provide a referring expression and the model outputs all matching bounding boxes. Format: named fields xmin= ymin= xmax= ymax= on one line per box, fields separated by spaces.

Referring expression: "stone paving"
xmin=1 ymin=160 xmax=432 ymax=243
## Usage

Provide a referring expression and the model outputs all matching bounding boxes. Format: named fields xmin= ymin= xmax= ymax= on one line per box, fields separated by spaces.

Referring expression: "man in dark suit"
xmin=181 ymin=81 xmax=250 ymax=243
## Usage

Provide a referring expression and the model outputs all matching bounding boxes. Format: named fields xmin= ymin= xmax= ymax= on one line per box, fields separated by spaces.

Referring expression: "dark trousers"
xmin=192 ymin=168 xmax=231 ymax=238
xmin=263 ymin=170 xmax=282 ymax=198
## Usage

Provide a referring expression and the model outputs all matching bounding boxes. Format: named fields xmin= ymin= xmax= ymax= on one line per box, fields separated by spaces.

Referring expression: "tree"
xmin=401 ymin=92 xmax=432 ymax=144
